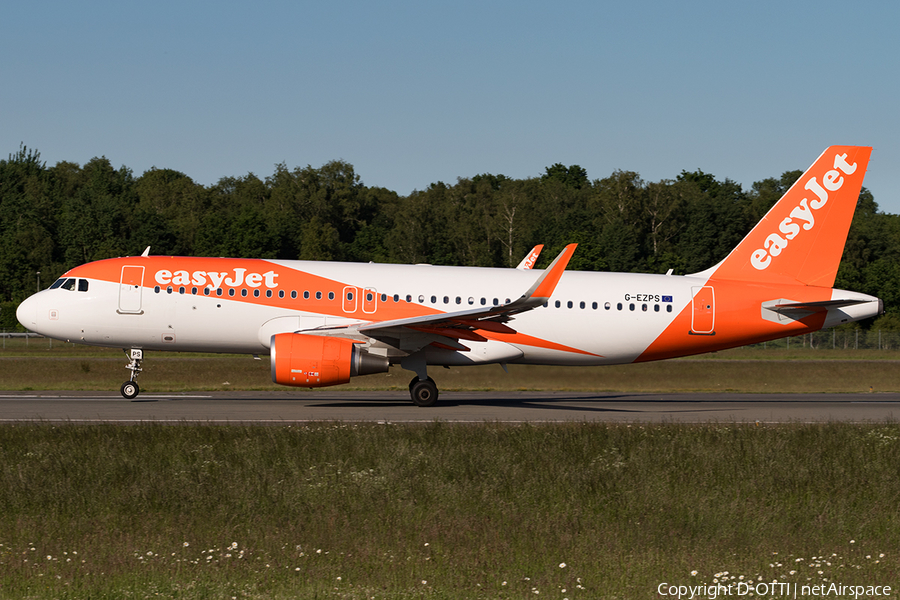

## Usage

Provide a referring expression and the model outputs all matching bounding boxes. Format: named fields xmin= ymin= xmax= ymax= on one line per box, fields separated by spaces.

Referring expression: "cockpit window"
xmin=49 ymin=278 xmax=65 ymax=290
xmin=61 ymin=278 xmax=76 ymax=291
xmin=78 ymin=279 xmax=89 ymax=292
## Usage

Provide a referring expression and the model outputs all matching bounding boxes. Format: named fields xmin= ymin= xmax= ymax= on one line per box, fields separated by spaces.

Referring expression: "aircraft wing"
xmin=308 ymin=244 xmax=577 ymax=352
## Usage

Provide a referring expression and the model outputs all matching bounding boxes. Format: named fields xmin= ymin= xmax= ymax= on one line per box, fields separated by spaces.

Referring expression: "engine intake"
xmin=270 ymin=333 xmax=388 ymax=388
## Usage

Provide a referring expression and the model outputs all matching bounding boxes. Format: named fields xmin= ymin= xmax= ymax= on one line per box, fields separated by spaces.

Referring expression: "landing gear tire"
xmin=121 ymin=380 xmax=140 ymax=400
xmin=409 ymin=377 xmax=439 ymax=407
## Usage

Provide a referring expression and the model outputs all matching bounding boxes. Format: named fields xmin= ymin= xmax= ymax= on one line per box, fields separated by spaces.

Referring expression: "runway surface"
xmin=0 ymin=390 xmax=898 ymax=423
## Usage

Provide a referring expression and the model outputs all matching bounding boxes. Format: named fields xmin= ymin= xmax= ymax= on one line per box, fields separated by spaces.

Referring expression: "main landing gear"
xmin=121 ymin=348 xmax=143 ymax=399
xmin=409 ymin=376 xmax=439 ymax=407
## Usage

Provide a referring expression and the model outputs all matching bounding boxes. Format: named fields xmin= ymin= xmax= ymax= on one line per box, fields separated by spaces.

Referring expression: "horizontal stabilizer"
xmin=768 ymin=299 xmax=869 ymax=314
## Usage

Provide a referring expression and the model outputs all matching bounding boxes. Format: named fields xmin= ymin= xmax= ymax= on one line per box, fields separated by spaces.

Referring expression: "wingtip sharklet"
xmin=522 ymin=243 xmax=577 ymax=303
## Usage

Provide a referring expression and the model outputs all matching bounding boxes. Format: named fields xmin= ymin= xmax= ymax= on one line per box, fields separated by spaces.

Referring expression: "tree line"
xmin=2 ymin=144 xmax=899 ymax=330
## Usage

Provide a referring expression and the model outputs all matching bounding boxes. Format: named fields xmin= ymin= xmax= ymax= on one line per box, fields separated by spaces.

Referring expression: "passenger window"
xmin=455 ymin=297 xmax=462 ymax=304
xmin=468 ymin=297 xmax=475 ymax=305
xmin=204 ymin=288 xmax=211 ymax=296
xmin=555 ymin=300 xmax=561 ymax=308
xmin=580 ymin=301 xmax=586 ymax=309
xmin=629 ymin=303 xmax=635 ymax=311
xmin=443 ymin=296 xmax=449 ymax=304
xmin=303 ymin=291 xmax=310 ymax=299
xmin=419 ymin=295 xmax=425 ymax=303
xmin=78 ymin=279 xmax=89 ymax=292
xmin=642 ymin=304 xmax=647 ymax=312
xmin=605 ymin=302 xmax=611 ymax=310
xmin=216 ymin=288 xmax=223 ymax=297
xmin=406 ymin=295 xmax=412 ymax=302
xmin=431 ymin=295 xmax=437 ymax=303
xmin=347 ymin=291 xmax=354 ymax=300
xmin=328 ymin=292 xmax=335 ymax=300
xmin=667 ymin=305 xmax=673 ymax=312
xmin=167 ymin=286 xmax=173 ymax=294
xmin=154 ymin=286 xmax=161 ymax=293
xmin=567 ymin=301 xmax=573 ymax=309
xmin=493 ymin=298 xmax=499 ymax=306
xmin=617 ymin=303 xmax=623 ymax=311
xmin=654 ymin=304 xmax=660 ymax=312
xmin=480 ymin=298 xmax=486 ymax=305
xmin=228 ymin=289 xmax=235 ymax=297
xmin=291 ymin=291 xmax=298 ymax=299
xmin=315 ymin=291 xmax=322 ymax=300
xmin=278 ymin=290 xmax=284 ymax=298
xmin=191 ymin=287 xmax=198 ymax=295
xmin=179 ymin=286 xmax=186 ymax=294
xmin=393 ymin=294 xmax=400 ymax=302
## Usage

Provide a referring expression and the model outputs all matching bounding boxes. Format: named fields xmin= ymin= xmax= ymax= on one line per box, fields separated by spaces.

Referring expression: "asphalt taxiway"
xmin=0 ymin=390 xmax=898 ymax=423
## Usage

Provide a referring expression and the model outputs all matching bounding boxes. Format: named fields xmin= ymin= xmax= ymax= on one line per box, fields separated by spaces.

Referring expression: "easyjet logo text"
xmin=750 ymin=152 xmax=858 ymax=271
xmin=154 ymin=268 xmax=279 ymax=289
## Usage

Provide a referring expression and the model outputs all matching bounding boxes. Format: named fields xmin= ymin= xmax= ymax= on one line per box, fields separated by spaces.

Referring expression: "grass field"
xmin=0 ymin=423 xmax=898 ymax=599
xmin=2 ymin=339 xmax=898 ymax=598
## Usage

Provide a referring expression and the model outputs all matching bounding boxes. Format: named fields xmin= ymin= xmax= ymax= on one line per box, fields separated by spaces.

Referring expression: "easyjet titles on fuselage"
xmin=750 ymin=151 xmax=859 ymax=271
xmin=154 ymin=268 xmax=279 ymax=289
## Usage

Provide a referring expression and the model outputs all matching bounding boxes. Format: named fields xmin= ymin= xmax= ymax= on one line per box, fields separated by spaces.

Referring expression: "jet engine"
xmin=270 ymin=333 xmax=389 ymax=387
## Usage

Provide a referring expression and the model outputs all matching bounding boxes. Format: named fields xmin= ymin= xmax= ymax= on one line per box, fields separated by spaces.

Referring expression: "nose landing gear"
xmin=121 ymin=348 xmax=143 ymax=399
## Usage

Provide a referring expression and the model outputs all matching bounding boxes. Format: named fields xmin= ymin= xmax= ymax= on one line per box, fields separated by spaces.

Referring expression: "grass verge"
xmin=2 ymin=355 xmax=900 ymax=393
xmin=0 ymin=423 xmax=897 ymax=599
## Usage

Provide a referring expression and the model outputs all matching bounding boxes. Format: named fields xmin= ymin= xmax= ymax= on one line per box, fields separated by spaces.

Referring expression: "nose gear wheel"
xmin=121 ymin=349 xmax=143 ymax=399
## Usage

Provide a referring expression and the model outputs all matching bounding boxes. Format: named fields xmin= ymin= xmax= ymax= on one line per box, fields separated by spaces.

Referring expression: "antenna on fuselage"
xmin=141 ymin=246 xmax=151 ymax=257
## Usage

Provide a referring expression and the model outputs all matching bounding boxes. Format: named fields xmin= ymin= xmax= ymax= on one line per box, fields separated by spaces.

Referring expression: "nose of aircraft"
xmin=16 ymin=293 xmax=38 ymax=329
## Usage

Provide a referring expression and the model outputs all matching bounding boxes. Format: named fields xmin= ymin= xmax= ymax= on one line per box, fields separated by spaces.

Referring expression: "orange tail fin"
xmin=705 ymin=145 xmax=871 ymax=287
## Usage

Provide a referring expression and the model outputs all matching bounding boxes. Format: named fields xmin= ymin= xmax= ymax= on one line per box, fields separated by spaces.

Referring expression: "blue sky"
xmin=3 ymin=1 xmax=899 ymax=212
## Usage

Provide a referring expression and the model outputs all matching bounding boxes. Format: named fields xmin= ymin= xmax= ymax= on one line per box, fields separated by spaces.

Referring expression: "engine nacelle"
xmin=270 ymin=333 xmax=388 ymax=388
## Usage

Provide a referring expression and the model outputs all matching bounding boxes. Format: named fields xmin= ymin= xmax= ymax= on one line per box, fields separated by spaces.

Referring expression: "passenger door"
xmin=118 ymin=266 xmax=144 ymax=314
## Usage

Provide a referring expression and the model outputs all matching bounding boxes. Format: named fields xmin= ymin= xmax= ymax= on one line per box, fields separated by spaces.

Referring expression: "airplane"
xmin=16 ymin=146 xmax=881 ymax=406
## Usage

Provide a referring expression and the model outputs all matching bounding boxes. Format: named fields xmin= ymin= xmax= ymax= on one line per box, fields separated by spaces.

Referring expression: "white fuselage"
xmin=16 ymin=257 xmax=881 ymax=368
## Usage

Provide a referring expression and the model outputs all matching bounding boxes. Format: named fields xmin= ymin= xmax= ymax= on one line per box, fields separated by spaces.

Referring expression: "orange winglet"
xmin=529 ymin=243 xmax=577 ymax=301
xmin=516 ymin=245 xmax=544 ymax=269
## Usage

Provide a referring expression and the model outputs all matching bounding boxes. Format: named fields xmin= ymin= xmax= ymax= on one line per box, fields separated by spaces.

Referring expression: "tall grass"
xmin=0 ymin=423 xmax=897 ymax=598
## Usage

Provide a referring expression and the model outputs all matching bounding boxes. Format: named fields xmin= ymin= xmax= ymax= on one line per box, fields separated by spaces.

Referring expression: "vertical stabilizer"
xmin=707 ymin=146 xmax=871 ymax=287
